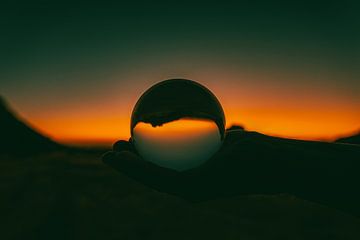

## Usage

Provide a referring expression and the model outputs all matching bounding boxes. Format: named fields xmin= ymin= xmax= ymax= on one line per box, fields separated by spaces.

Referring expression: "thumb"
xmin=102 ymin=150 xmax=145 ymax=170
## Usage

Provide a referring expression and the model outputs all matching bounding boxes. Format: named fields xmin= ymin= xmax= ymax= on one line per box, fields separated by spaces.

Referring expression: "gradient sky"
xmin=1 ymin=1 xmax=359 ymax=146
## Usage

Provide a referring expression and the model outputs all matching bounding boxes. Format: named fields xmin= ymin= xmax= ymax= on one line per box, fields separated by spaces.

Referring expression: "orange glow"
xmin=15 ymin=75 xmax=359 ymax=146
xmin=28 ymin=101 xmax=359 ymax=147
xmin=34 ymin=116 xmax=130 ymax=147
xmin=224 ymin=107 xmax=360 ymax=141
xmin=133 ymin=119 xmax=220 ymax=141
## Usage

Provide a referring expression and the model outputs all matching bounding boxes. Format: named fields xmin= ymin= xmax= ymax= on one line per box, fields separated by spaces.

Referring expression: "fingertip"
xmin=113 ymin=140 xmax=133 ymax=152
xmin=101 ymin=151 xmax=117 ymax=165
xmin=102 ymin=150 xmax=142 ymax=168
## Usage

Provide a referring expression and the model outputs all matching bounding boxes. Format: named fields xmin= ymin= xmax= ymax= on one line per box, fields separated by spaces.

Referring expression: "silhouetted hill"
xmin=0 ymin=96 xmax=61 ymax=154
xmin=226 ymin=124 xmax=245 ymax=131
xmin=335 ymin=132 xmax=360 ymax=145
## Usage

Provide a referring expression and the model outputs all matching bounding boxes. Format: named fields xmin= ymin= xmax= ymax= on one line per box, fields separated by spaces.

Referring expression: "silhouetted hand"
xmin=103 ymin=130 xmax=274 ymax=200
xmin=102 ymin=129 xmax=360 ymax=215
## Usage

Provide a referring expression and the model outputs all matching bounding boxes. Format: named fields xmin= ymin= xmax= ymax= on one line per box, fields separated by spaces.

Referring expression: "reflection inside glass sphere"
xmin=130 ymin=79 xmax=225 ymax=171
xmin=133 ymin=118 xmax=222 ymax=171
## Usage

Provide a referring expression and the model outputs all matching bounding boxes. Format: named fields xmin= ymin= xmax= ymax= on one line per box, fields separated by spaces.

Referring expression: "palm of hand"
xmin=102 ymin=130 xmax=288 ymax=201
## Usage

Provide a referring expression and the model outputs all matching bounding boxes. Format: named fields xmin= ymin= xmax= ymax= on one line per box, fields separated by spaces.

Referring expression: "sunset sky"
xmin=1 ymin=1 xmax=359 ymax=146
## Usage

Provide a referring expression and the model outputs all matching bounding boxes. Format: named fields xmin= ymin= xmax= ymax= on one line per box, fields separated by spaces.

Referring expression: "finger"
xmin=102 ymin=150 xmax=138 ymax=166
xmin=102 ymin=150 xmax=179 ymax=177
xmin=103 ymin=150 xmax=161 ymax=173
xmin=102 ymin=150 xmax=188 ymax=195
xmin=112 ymin=140 xmax=135 ymax=152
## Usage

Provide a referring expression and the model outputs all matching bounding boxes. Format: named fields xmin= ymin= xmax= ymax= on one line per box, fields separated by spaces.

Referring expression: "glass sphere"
xmin=131 ymin=79 xmax=225 ymax=171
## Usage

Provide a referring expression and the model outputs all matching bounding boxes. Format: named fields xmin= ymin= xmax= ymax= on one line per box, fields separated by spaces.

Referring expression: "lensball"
xmin=131 ymin=79 xmax=225 ymax=171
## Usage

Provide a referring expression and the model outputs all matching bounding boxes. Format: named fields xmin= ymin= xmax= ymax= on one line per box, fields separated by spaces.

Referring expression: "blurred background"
xmin=1 ymin=1 xmax=359 ymax=147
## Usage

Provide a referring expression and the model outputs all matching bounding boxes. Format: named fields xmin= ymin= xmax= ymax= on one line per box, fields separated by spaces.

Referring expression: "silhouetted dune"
xmin=0 ymin=96 xmax=62 ymax=154
xmin=335 ymin=132 xmax=360 ymax=145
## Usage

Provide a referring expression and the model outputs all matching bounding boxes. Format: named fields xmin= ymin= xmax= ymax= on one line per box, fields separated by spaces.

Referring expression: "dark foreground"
xmin=0 ymin=150 xmax=360 ymax=240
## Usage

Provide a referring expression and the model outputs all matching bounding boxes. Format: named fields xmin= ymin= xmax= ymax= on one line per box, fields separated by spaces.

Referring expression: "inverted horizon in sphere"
xmin=133 ymin=119 xmax=222 ymax=171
